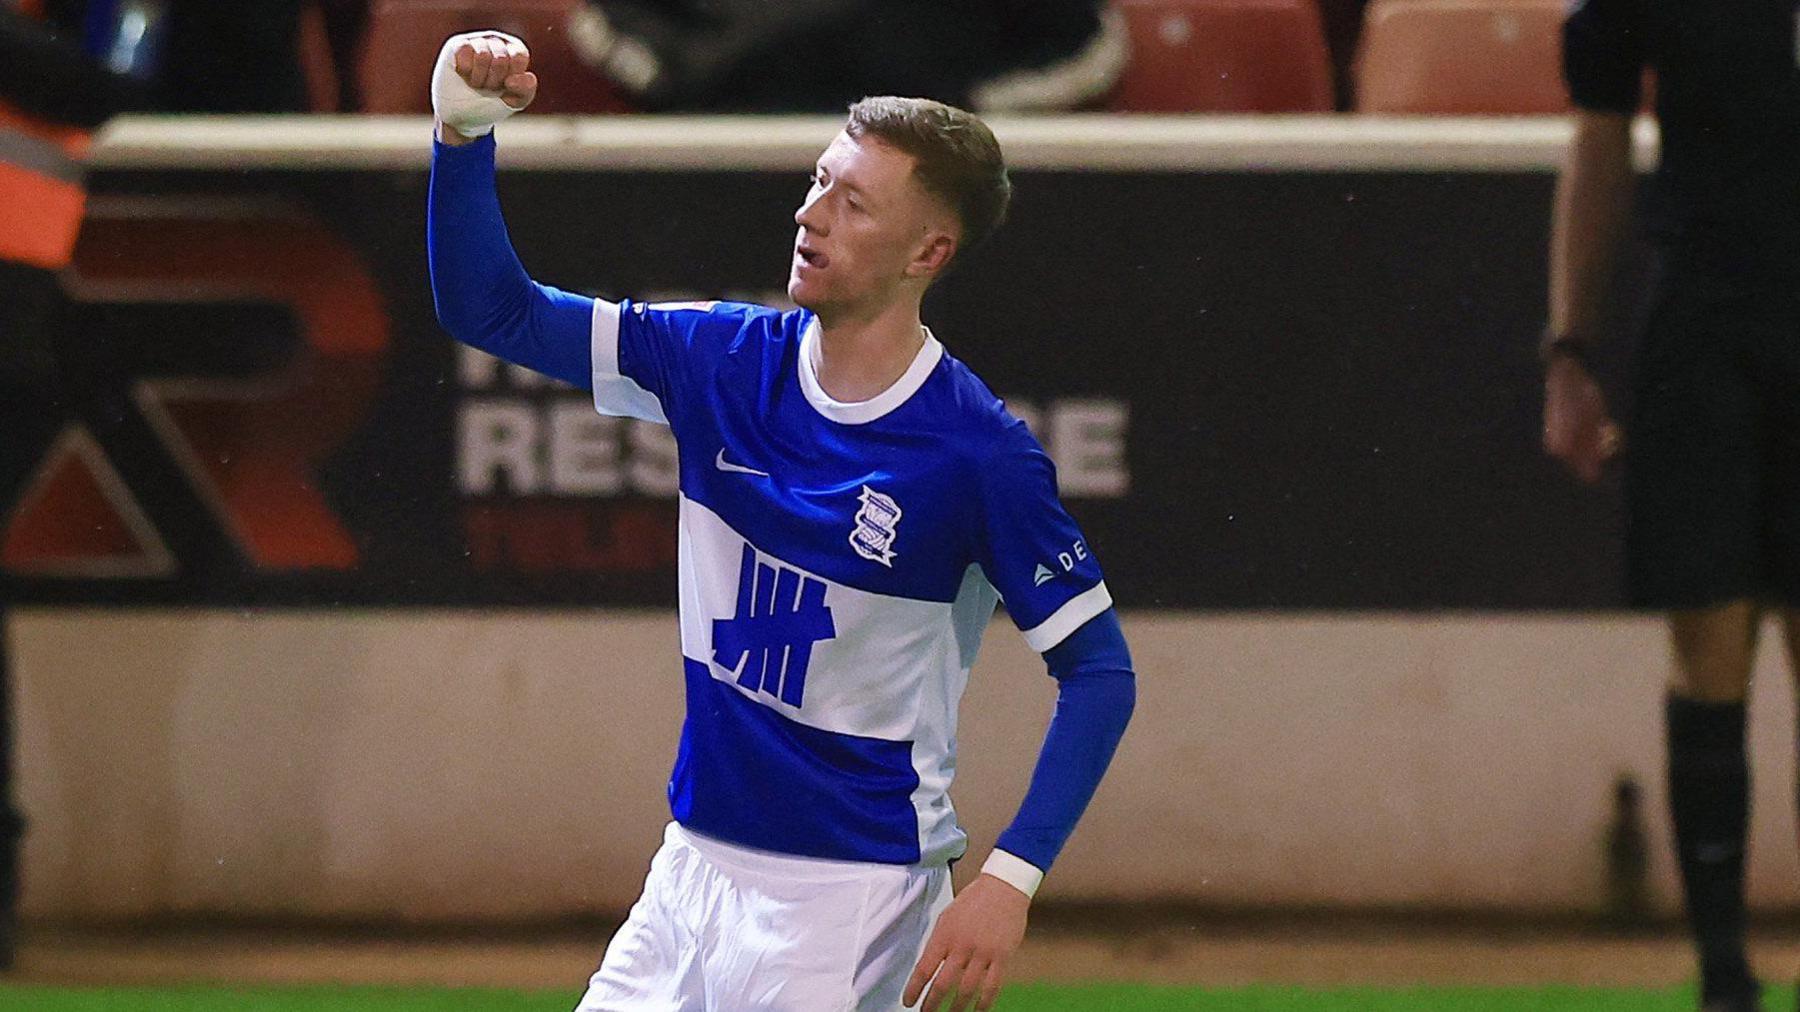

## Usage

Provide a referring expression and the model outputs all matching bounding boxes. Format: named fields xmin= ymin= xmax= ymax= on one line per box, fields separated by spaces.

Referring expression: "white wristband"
xmin=979 ymin=849 xmax=1044 ymax=900
xmin=431 ymin=31 xmax=525 ymax=138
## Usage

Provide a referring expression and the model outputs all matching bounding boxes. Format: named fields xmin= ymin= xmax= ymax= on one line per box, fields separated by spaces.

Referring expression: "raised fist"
xmin=432 ymin=31 xmax=538 ymax=139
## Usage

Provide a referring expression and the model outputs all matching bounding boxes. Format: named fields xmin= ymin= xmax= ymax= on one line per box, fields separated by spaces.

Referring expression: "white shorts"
xmin=576 ymin=822 xmax=954 ymax=1012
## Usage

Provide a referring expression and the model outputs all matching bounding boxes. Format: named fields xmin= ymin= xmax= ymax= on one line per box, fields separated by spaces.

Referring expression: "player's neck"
xmin=812 ymin=300 xmax=928 ymax=404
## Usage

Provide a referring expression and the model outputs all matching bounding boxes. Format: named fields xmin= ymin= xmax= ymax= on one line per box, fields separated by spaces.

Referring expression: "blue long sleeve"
xmin=994 ymin=609 xmax=1136 ymax=874
xmin=428 ymin=133 xmax=595 ymax=388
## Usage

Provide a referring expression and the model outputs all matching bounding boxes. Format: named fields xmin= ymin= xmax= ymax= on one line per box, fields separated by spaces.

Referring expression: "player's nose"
xmin=794 ymin=192 xmax=827 ymax=234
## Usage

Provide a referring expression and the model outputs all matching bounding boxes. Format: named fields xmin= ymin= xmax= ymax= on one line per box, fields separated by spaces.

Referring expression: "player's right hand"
xmin=432 ymin=31 xmax=538 ymax=141
xmin=1543 ymin=355 xmax=1621 ymax=485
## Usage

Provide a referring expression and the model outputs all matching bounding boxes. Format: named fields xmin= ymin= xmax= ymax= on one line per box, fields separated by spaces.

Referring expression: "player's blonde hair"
xmin=845 ymin=96 xmax=1012 ymax=260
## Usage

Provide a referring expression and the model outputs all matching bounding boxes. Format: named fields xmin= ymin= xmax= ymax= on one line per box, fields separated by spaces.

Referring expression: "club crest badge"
xmin=849 ymin=486 xmax=901 ymax=567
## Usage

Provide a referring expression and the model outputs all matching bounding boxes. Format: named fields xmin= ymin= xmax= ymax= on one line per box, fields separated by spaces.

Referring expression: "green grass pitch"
xmin=0 ymin=983 xmax=1792 ymax=1010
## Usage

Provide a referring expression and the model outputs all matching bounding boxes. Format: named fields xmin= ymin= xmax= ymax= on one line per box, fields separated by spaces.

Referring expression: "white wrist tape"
xmin=979 ymin=849 xmax=1044 ymax=899
xmin=431 ymin=32 xmax=525 ymax=138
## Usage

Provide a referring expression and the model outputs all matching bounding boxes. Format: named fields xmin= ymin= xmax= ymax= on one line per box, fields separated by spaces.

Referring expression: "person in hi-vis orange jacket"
xmin=0 ymin=0 xmax=139 ymax=970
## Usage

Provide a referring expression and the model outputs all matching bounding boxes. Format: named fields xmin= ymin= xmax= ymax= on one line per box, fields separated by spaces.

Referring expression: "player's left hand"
xmin=904 ymin=873 xmax=1029 ymax=1012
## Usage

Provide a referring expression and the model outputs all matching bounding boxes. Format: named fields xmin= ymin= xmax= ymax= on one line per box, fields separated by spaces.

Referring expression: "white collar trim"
xmin=797 ymin=316 xmax=943 ymax=425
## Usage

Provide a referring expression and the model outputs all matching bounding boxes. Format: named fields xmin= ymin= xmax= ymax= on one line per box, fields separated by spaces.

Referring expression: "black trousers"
xmin=0 ymin=258 xmax=68 ymax=959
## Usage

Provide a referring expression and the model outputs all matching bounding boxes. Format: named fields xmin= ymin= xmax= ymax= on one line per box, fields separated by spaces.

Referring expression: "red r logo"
xmin=2 ymin=197 xmax=390 ymax=575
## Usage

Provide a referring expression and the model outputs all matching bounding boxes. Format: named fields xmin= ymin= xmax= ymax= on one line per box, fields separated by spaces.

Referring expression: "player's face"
xmin=788 ymin=132 xmax=958 ymax=314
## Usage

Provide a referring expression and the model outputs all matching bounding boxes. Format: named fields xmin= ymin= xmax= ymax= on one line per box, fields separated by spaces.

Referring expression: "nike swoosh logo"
xmin=715 ymin=449 xmax=770 ymax=478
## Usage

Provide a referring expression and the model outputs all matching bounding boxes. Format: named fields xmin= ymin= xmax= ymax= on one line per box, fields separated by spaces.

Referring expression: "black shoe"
xmin=1699 ymin=987 xmax=1759 ymax=1012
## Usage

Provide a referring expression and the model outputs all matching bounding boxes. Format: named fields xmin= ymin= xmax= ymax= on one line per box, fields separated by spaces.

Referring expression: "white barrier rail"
xmin=90 ymin=114 xmax=1664 ymax=173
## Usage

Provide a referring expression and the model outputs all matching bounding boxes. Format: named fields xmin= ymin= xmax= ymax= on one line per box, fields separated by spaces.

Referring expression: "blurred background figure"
xmin=0 ymin=0 xmax=142 ymax=972
xmin=1546 ymin=1 xmax=1800 ymax=1009
xmin=315 ymin=0 xmax=372 ymax=112
xmin=28 ymin=0 xmax=370 ymax=114
xmin=1314 ymin=0 xmax=1369 ymax=108
xmin=153 ymin=0 xmax=312 ymax=112
xmin=565 ymin=0 xmax=1129 ymax=113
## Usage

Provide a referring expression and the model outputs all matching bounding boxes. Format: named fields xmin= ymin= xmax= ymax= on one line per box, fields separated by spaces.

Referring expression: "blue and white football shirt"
xmin=591 ymin=299 xmax=1111 ymax=868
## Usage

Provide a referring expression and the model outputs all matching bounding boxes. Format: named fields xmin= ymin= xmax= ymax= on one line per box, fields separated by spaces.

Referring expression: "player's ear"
xmin=908 ymin=228 xmax=957 ymax=280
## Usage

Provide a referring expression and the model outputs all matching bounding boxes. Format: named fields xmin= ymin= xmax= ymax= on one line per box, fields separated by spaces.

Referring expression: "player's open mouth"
xmin=796 ymin=245 xmax=828 ymax=269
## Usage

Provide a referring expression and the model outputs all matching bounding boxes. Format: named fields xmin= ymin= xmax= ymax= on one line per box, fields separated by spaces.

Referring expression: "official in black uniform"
xmin=1545 ymin=2 xmax=1800 ymax=1009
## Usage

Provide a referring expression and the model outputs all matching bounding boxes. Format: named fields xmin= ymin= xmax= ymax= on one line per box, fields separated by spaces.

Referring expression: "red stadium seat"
xmin=360 ymin=0 xmax=632 ymax=115
xmin=1109 ymin=0 xmax=1335 ymax=113
xmin=1354 ymin=0 xmax=1568 ymax=114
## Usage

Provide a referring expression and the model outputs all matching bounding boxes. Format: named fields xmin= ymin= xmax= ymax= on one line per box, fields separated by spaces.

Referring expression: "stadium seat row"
xmin=329 ymin=0 xmax=1575 ymax=116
